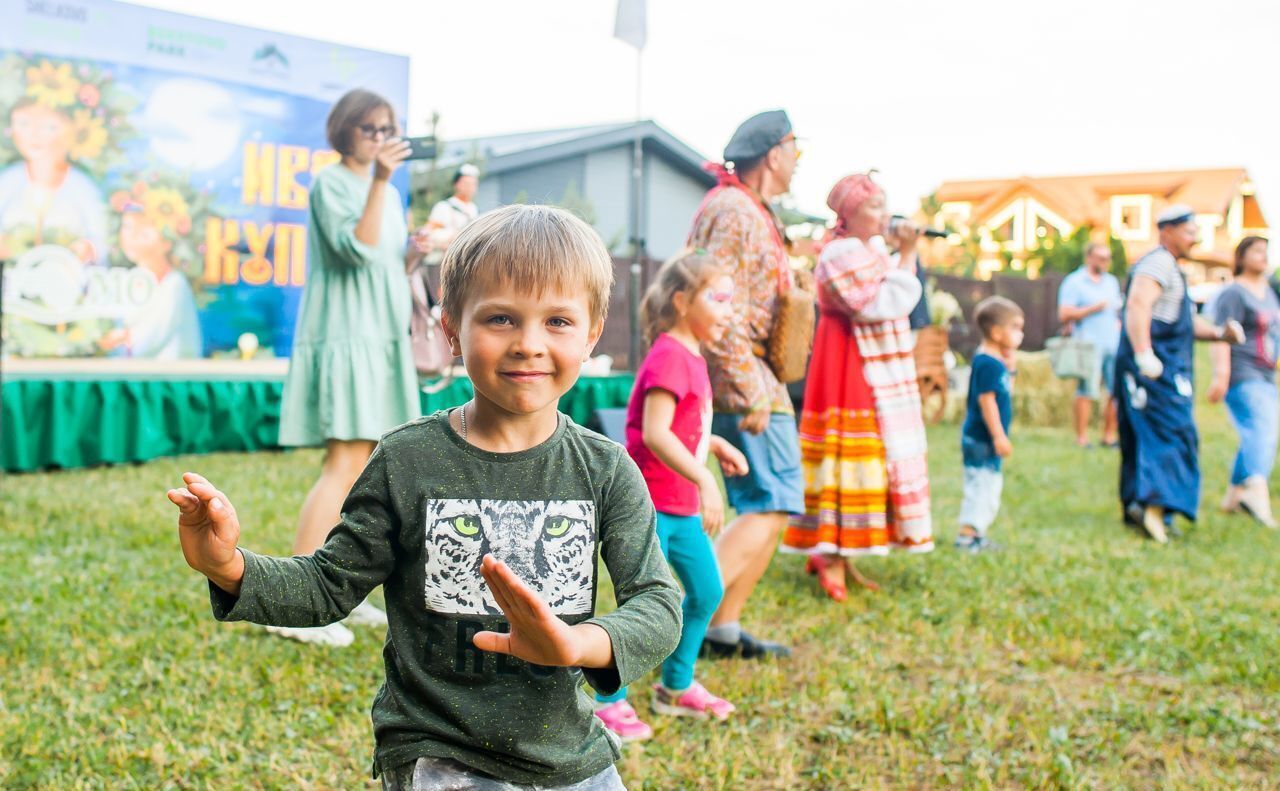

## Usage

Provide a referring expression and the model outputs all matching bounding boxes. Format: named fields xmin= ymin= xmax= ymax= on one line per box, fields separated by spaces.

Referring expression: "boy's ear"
xmin=583 ymin=319 xmax=605 ymax=361
xmin=440 ymin=310 xmax=462 ymax=356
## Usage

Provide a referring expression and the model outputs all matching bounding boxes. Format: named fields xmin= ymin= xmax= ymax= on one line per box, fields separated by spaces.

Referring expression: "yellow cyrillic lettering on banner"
xmin=241 ymin=142 xmax=276 ymax=206
xmin=276 ymin=146 xmax=310 ymax=210
xmin=204 ymin=217 xmax=240 ymax=284
xmin=241 ymin=222 xmax=274 ymax=285
xmin=277 ymin=223 xmax=308 ymax=286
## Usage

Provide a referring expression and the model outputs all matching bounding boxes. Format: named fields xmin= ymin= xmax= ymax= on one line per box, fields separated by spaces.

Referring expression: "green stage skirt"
xmin=2 ymin=374 xmax=634 ymax=473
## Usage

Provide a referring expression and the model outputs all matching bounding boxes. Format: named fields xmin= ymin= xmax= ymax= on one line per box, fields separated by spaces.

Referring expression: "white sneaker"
xmin=264 ymin=622 xmax=354 ymax=647
xmin=1239 ymin=477 xmax=1278 ymax=528
xmin=345 ymin=600 xmax=389 ymax=628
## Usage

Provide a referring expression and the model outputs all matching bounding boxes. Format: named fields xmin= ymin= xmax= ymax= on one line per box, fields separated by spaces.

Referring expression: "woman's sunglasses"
xmin=358 ymin=124 xmax=396 ymax=139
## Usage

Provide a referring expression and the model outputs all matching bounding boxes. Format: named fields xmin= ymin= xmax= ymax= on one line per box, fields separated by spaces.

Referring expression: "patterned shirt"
xmin=687 ymin=186 xmax=793 ymax=415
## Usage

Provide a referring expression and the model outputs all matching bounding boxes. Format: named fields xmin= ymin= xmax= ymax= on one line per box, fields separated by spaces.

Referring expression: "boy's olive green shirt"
xmin=210 ymin=412 xmax=682 ymax=785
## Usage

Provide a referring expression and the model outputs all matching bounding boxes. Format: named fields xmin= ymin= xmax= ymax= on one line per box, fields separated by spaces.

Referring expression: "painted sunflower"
xmin=25 ymin=60 xmax=80 ymax=109
xmin=68 ymin=108 xmax=108 ymax=161
xmin=142 ymin=187 xmax=192 ymax=236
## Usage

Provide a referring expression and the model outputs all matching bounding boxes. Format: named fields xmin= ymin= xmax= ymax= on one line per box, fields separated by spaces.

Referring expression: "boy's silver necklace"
xmin=458 ymin=402 xmax=469 ymax=440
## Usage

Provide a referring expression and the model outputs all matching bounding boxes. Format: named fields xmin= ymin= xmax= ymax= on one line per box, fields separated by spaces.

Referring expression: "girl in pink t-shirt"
xmin=593 ymin=249 xmax=750 ymax=740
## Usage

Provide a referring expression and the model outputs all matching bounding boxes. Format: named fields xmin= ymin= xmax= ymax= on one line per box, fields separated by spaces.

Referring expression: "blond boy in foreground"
xmin=168 ymin=205 xmax=681 ymax=790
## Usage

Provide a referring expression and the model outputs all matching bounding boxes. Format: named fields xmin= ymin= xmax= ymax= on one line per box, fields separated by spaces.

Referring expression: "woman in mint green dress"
xmin=275 ymin=89 xmax=425 ymax=646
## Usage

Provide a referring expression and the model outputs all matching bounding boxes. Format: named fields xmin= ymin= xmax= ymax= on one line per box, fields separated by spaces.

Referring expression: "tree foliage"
xmin=1027 ymin=226 xmax=1128 ymax=277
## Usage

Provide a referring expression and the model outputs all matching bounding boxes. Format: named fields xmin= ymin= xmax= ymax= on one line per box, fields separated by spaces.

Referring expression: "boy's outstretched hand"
xmin=167 ymin=472 xmax=245 ymax=595
xmin=472 ymin=555 xmax=614 ymax=670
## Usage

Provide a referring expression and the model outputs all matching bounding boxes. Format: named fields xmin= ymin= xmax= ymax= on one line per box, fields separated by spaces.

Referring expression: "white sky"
xmin=139 ymin=0 xmax=1279 ymax=224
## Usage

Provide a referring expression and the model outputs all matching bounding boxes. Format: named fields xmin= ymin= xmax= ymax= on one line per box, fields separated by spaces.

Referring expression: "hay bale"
xmin=1011 ymin=351 xmax=1075 ymax=427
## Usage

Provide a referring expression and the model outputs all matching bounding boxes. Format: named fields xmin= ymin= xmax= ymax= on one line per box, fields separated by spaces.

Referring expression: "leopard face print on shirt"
xmin=422 ymin=499 xmax=596 ymax=616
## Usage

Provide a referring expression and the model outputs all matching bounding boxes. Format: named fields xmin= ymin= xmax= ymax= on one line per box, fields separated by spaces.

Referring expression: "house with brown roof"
xmin=924 ymin=168 xmax=1268 ymax=281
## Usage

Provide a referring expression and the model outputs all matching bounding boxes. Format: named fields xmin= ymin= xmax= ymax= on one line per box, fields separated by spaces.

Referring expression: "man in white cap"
xmin=1115 ymin=204 xmax=1243 ymax=543
xmin=422 ymin=163 xmax=481 ymax=262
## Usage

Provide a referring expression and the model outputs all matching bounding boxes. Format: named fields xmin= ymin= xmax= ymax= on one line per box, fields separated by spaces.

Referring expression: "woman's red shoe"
xmin=818 ymin=574 xmax=847 ymax=602
xmin=805 ymin=554 xmax=847 ymax=601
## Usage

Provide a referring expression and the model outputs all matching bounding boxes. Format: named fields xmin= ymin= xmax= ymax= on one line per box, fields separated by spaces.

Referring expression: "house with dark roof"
xmin=409 ymin=121 xmax=716 ymax=260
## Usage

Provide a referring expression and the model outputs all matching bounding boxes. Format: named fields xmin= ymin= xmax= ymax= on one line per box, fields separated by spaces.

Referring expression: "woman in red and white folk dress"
xmin=781 ymin=173 xmax=934 ymax=600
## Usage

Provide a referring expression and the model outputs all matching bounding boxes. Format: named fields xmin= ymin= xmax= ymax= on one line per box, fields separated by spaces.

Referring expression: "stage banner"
xmin=0 ymin=0 xmax=410 ymax=360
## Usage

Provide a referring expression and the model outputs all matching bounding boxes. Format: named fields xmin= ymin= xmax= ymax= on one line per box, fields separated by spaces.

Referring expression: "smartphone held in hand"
xmin=406 ymin=135 xmax=437 ymax=161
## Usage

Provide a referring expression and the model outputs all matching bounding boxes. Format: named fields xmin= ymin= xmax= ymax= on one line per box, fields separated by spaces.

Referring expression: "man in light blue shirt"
xmin=1058 ymin=242 xmax=1124 ymax=447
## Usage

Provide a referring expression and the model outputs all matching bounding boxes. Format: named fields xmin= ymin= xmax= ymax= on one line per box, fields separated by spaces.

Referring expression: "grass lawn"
xmin=3 ymin=397 xmax=1279 ymax=789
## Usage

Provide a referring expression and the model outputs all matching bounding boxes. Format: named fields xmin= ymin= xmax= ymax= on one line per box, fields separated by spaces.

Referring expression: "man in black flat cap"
xmin=687 ymin=109 xmax=802 ymax=660
xmin=1116 ymin=204 xmax=1243 ymax=544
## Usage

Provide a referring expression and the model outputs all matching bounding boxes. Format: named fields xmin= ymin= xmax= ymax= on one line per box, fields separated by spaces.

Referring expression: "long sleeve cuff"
xmin=209 ymin=548 xmax=264 ymax=622
xmin=580 ymin=606 xmax=680 ymax=695
xmin=580 ymin=577 xmax=681 ymax=694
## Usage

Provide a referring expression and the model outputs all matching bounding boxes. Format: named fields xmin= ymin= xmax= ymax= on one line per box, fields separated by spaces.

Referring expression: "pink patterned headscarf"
xmin=826 ymin=173 xmax=882 ymax=238
xmin=703 ymin=161 xmax=741 ymax=187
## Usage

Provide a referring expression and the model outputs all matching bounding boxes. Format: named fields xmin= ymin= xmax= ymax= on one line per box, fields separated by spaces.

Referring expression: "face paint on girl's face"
xmin=682 ymin=274 xmax=735 ymax=345
xmin=701 ymin=288 xmax=733 ymax=305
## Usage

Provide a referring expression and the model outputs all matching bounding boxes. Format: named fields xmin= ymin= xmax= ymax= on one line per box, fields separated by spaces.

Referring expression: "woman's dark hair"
xmin=325 ymin=89 xmax=395 ymax=157
xmin=1234 ymin=235 xmax=1268 ymax=276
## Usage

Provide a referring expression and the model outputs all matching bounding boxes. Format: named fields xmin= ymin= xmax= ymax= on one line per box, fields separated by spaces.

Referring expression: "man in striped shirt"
xmin=1117 ymin=205 xmax=1243 ymax=543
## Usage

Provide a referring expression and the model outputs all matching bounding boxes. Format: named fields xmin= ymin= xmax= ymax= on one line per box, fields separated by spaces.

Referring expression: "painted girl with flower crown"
xmin=96 ymin=176 xmax=207 ymax=359
xmin=0 ymin=55 xmax=136 ymax=356
xmin=0 ymin=57 xmax=132 ymax=265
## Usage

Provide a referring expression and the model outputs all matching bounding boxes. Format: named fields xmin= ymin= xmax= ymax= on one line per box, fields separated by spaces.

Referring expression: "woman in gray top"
xmin=1209 ymin=236 xmax=1279 ymax=527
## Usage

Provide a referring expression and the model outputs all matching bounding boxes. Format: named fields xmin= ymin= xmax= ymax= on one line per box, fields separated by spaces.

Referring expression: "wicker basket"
xmin=914 ymin=325 xmax=950 ymax=424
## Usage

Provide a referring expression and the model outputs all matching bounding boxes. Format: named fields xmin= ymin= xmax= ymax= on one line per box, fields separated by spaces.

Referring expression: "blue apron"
xmin=1114 ymin=264 xmax=1199 ymax=520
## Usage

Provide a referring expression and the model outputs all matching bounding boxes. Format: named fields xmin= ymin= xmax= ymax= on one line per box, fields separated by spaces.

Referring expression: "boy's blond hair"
xmin=973 ymin=295 xmax=1023 ymax=340
xmin=439 ymin=204 xmax=614 ymax=326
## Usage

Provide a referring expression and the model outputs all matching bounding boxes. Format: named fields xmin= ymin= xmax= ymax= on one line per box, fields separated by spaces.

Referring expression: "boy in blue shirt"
xmin=957 ymin=296 xmax=1024 ymax=552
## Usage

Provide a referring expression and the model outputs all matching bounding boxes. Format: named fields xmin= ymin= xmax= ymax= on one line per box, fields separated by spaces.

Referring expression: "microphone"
xmin=890 ymin=215 xmax=948 ymax=239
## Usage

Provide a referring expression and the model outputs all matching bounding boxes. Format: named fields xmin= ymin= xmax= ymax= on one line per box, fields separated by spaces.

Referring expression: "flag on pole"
xmin=614 ymin=0 xmax=646 ymax=50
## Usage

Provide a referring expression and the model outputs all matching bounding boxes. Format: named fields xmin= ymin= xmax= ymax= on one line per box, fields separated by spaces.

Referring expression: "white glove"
xmin=1135 ymin=350 xmax=1164 ymax=380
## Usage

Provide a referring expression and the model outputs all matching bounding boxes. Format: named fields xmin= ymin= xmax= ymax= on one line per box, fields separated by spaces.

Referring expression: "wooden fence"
xmin=431 ymin=258 xmax=1068 ymax=370
xmin=596 ymin=256 xmax=663 ymax=369
xmin=930 ymin=271 xmax=1065 ymax=358
xmin=606 ymin=264 xmax=1071 ymax=369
